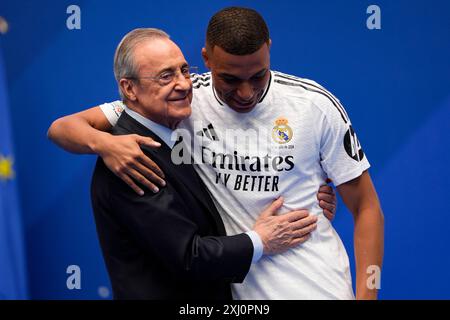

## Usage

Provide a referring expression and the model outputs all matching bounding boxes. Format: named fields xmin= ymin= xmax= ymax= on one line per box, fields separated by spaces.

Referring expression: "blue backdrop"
xmin=0 ymin=0 xmax=449 ymax=299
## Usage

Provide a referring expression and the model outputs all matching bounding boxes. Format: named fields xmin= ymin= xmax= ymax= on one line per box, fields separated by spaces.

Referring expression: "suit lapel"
xmin=116 ymin=112 xmax=226 ymax=234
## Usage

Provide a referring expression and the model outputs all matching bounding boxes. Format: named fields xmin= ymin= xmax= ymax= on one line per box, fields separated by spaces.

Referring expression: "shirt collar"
xmin=124 ymin=106 xmax=177 ymax=149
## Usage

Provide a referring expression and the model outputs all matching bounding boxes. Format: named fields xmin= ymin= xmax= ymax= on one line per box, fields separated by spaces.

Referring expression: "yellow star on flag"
xmin=0 ymin=154 xmax=15 ymax=181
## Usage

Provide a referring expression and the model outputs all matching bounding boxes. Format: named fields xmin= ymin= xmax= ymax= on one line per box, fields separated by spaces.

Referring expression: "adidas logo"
xmin=196 ymin=123 xmax=219 ymax=141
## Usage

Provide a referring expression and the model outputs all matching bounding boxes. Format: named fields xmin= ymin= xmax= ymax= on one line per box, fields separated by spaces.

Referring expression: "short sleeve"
xmin=99 ymin=100 xmax=126 ymax=126
xmin=317 ymin=97 xmax=371 ymax=186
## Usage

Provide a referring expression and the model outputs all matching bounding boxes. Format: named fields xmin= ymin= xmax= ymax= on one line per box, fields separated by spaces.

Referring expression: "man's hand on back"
xmin=95 ymin=133 xmax=166 ymax=195
xmin=318 ymin=184 xmax=337 ymax=221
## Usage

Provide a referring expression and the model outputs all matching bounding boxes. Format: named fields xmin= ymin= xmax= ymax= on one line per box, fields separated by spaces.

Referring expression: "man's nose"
xmin=236 ymin=82 xmax=254 ymax=101
xmin=174 ymin=73 xmax=192 ymax=91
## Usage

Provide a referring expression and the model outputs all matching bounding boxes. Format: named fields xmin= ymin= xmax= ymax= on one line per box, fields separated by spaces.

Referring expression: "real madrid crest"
xmin=272 ymin=117 xmax=293 ymax=144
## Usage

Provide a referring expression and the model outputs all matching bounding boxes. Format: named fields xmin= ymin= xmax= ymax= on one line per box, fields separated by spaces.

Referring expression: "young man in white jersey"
xmin=48 ymin=7 xmax=383 ymax=299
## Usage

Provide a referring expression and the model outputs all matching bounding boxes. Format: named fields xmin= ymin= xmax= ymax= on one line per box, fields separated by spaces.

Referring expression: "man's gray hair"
xmin=113 ymin=28 xmax=170 ymax=99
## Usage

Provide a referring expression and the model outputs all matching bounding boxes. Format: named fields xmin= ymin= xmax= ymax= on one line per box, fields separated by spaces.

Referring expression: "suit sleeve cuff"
xmin=245 ymin=231 xmax=264 ymax=263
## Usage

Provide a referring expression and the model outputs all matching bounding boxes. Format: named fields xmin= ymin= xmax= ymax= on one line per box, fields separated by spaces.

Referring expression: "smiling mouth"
xmin=169 ymin=96 xmax=189 ymax=102
xmin=233 ymin=98 xmax=256 ymax=108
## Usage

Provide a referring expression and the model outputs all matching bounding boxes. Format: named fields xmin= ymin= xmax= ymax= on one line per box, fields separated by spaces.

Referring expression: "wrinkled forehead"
xmin=134 ymin=38 xmax=187 ymax=73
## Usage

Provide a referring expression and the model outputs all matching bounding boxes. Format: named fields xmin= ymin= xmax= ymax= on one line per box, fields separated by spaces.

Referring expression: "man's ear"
xmin=201 ymin=47 xmax=211 ymax=70
xmin=268 ymin=39 xmax=272 ymax=50
xmin=119 ymin=79 xmax=137 ymax=101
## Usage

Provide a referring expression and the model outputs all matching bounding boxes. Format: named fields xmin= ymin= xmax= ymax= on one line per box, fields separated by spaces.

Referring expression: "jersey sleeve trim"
xmin=99 ymin=100 xmax=124 ymax=126
xmin=331 ymin=163 xmax=371 ymax=186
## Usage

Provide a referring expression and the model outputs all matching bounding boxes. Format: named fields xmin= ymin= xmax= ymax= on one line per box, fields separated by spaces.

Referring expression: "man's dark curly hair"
xmin=206 ymin=7 xmax=270 ymax=55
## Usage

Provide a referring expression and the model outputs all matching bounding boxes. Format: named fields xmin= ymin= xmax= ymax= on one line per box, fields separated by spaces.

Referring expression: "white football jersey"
xmin=100 ymin=70 xmax=370 ymax=299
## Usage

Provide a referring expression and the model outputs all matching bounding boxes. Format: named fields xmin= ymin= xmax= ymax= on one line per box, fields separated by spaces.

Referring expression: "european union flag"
xmin=0 ymin=40 xmax=28 ymax=299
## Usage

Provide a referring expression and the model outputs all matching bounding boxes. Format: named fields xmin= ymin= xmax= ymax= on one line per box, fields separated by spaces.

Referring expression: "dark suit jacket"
xmin=90 ymin=112 xmax=253 ymax=300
